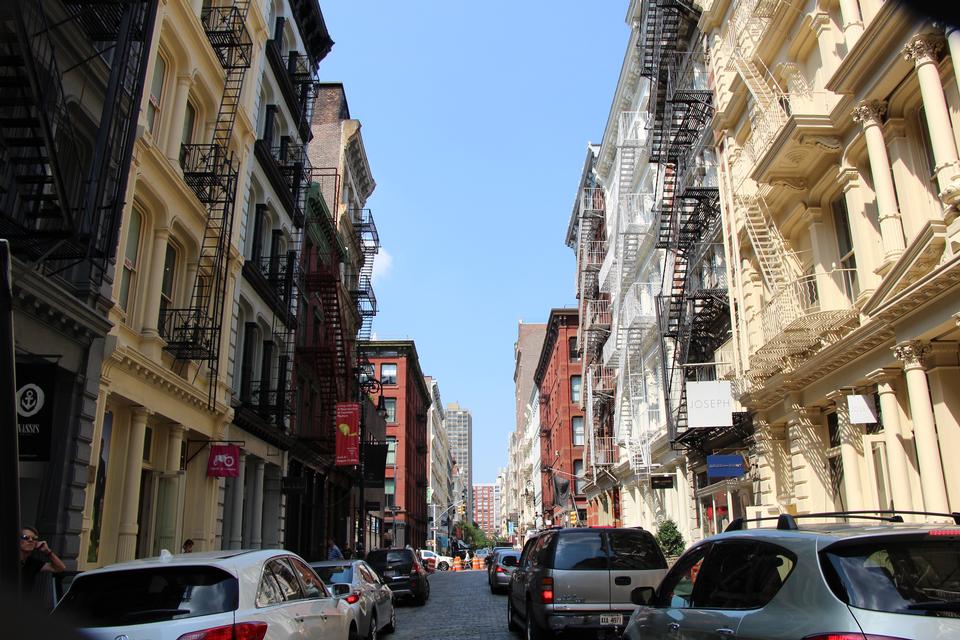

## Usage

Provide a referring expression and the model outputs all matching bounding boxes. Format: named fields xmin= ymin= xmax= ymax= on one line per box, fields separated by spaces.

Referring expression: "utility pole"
xmin=0 ymin=241 xmax=21 ymax=592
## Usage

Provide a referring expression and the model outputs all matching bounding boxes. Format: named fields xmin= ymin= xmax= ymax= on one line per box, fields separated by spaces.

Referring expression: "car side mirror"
xmin=630 ymin=586 xmax=655 ymax=606
xmin=332 ymin=583 xmax=351 ymax=597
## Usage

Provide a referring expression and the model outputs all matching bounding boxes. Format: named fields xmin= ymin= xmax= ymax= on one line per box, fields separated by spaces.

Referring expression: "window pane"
xmin=268 ymin=559 xmax=304 ymax=601
xmin=381 ymin=364 xmax=397 ymax=385
xmin=654 ymin=544 xmax=711 ymax=608
xmin=384 ymin=398 xmax=397 ymax=424
xmin=571 ymin=376 xmax=581 ymax=403
xmin=694 ymin=541 xmax=796 ymax=609
xmin=256 ymin=571 xmax=283 ymax=607
xmin=572 ymin=416 xmax=584 ymax=446
xmin=182 ymin=101 xmax=196 ymax=147
xmin=552 ymin=530 xmax=606 ymax=570
xmin=289 ymin=558 xmax=325 ymax=598
xmin=573 ymin=459 xmax=585 ymax=494
xmin=384 ymin=479 xmax=395 ymax=495
xmin=119 ymin=209 xmax=142 ymax=312
xmin=147 ymin=56 xmax=166 ymax=133
xmin=386 ymin=437 xmax=396 ymax=464
xmin=608 ymin=529 xmax=667 ymax=570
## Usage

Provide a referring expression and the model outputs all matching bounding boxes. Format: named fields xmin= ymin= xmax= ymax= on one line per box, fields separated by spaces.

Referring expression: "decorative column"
xmin=141 ymin=227 xmax=171 ymax=340
xmin=784 ymin=394 xmax=829 ymax=514
xmin=117 ymin=407 xmax=149 ymax=561
xmin=228 ymin=452 xmax=247 ymax=550
xmin=852 ymin=100 xmax=906 ymax=265
xmin=836 ymin=0 xmax=864 ymax=48
xmin=804 ymin=207 xmax=845 ymax=306
xmin=903 ymin=34 xmax=960 ymax=206
xmin=866 ymin=369 xmax=915 ymax=511
xmin=893 ymin=341 xmax=949 ymax=512
xmin=165 ymin=74 xmax=193 ymax=163
xmin=251 ymin=459 xmax=266 ymax=549
xmin=827 ymin=390 xmax=865 ymax=511
xmin=947 ymin=27 xmax=960 ymax=93
xmin=166 ymin=424 xmax=186 ymax=472
xmin=838 ymin=167 xmax=881 ymax=292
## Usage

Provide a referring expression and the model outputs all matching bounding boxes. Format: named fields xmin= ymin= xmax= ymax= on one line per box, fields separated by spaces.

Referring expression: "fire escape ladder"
xmin=163 ymin=1 xmax=252 ymax=409
xmin=351 ymin=208 xmax=380 ymax=342
xmin=740 ymin=193 xmax=789 ymax=294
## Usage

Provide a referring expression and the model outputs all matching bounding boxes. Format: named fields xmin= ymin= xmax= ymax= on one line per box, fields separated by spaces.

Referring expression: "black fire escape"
xmin=0 ymin=0 xmax=155 ymax=291
xmin=350 ymin=208 xmax=379 ymax=342
xmin=160 ymin=2 xmax=252 ymax=408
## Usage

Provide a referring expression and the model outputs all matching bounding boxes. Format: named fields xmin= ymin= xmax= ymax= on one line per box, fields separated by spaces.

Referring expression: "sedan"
xmin=53 ymin=549 xmax=352 ymax=640
xmin=488 ymin=549 xmax=519 ymax=593
xmin=311 ymin=559 xmax=397 ymax=640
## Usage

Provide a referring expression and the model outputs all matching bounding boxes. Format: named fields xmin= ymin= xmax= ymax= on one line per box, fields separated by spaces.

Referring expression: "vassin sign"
xmin=686 ymin=380 xmax=733 ymax=429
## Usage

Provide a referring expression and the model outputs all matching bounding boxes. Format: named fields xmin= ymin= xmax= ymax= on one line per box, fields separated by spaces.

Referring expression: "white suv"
xmin=53 ymin=549 xmax=354 ymax=640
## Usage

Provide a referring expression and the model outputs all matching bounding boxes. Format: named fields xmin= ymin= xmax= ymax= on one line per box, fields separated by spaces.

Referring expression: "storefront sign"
xmin=651 ymin=475 xmax=675 ymax=489
xmin=686 ymin=381 xmax=733 ymax=428
xmin=16 ymin=363 xmax=56 ymax=461
xmin=847 ymin=394 xmax=878 ymax=424
xmin=335 ymin=402 xmax=361 ymax=466
xmin=706 ymin=454 xmax=746 ymax=478
xmin=207 ymin=444 xmax=241 ymax=477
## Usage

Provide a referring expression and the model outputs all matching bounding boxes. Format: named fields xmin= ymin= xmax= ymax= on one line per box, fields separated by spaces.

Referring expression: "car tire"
xmin=368 ymin=613 xmax=377 ymax=640
xmin=525 ymin=599 xmax=549 ymax=640
xmin=348 ymin=623 xmax=361 ymax=640
xmin=383 ymin=605 xmax=397 ymax=634
xmin=438 ymin=561 xmax=448 ymax=571
xmin=507 ymin=596 xmax=520 ymax=633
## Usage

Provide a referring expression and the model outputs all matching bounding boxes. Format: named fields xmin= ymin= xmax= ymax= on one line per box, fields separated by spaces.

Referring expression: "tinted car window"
xmin=654 ymin=543 xmax=711 ymax=608
xmin=53 ymin=567 xmax=238 ymax=627
xmin=694 ymin=541 xmax=796 ymax=609
xmin=553 ymin=530 xmax=607 ymax=571
xmin=257 ymin=569 xmax=284 ymax=607
xmin=501 ymin=552 xmax=520 ymax=567
xmin=289 ymin=558 xmax=326 ymax=598
xmin=531 ymin=533 xmax=555 ymax=568
xmin=822 ymin=538 xmax=960 ymax=617
xmin=313 ymin=565 xmax=354 ymax=585
xmin=367 ymin=550 xmax=413 ymax=565
xmin=269 ymin=559 xmax=304 ymax=601
xmin=609 ymin=529 xmax=667 ymax=570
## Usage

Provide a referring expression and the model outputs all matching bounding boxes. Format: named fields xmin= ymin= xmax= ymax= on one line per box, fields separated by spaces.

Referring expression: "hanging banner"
xmin=706 ymin=454 xmax=746 ymax=478
xmin=686 ymin=381 xmax=733 ymax=428
xmin=336 ymin=402 xmax=361 ymax=466
xmin=362 ymin=443 xmax=389 ymax=486
xmin=847 ymin=394 xmax=878 ymax=424
xmin=17 ymin=363 xmax=57 ymax=462
xmin=207 ymin=444 xmax=241 ymax=477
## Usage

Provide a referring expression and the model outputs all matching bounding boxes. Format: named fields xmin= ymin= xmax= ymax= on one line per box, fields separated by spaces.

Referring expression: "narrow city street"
xmin=392 ymin=570 xmax=513 ymax=640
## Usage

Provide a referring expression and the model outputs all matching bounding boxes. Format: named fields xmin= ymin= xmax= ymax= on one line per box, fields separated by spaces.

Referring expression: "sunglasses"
xmin=20 ymin=535 xmax=38 ymax=542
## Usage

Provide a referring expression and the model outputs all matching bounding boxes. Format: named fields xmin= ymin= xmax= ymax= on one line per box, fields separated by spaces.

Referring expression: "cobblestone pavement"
xmin=390 ymin=569 xmax=516 ymax=640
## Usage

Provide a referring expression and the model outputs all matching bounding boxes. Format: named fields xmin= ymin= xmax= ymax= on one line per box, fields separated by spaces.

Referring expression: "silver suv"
xmin=507 ymin=526 xmax=667 ymax=639
xmin=624 ymin=511 xmax=960 ymax=640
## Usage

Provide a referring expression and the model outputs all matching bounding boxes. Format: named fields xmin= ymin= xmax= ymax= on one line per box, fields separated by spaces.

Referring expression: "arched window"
xmin=118 ymin=208 xmax=143 ymax=314
xmin=158 ymin=241 xmax=178 ymax=326
xmin=146 ymin=54 xmax=167 ymax=135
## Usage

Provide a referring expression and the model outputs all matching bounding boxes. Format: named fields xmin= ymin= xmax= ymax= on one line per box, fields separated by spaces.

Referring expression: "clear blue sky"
xmin=317 ymin=1 xmax=629 ymax=484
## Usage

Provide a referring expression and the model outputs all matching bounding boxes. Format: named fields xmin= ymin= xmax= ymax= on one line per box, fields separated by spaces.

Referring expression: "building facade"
xmin=445 ymin=402 xmax=473 ymax=522
xmin=535 ymin=309 xmax=588 ymax=526
xmin=425 ymin=376 xmax=452 ymax=551
xmin=473 ymin=483 xmax=496 ymax=535
xmin=362 ymin=341 xmax=431 ymax=548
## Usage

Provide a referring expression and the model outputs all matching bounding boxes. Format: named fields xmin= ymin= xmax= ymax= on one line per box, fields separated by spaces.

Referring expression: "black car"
xmin=366 ymin=548 xmax=430 ymax=605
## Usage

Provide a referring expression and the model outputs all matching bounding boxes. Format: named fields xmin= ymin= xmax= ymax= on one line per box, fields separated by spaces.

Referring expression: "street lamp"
xmin=357 ymin=366 xmax=387 ymax=555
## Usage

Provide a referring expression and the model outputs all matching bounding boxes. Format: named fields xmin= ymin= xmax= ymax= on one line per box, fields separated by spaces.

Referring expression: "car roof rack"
xmin=725 ymin=510 xmax=960 ymax=532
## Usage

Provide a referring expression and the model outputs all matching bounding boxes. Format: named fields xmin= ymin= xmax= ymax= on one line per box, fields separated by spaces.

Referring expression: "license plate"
xmin=599 ymin=614 xmax=622 ymax=626
xmin=384 ymin=569 xmax=396 ymax=577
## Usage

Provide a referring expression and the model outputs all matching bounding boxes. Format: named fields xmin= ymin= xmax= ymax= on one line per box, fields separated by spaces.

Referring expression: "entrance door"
xmin=153 ymin=472 xmax=186 ymax=555
xmin=136 ymin=470 xmax=156 ymax=558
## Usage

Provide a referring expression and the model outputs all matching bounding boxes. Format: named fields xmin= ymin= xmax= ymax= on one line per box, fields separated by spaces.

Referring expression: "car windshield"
xmin=312 ymin=565 xmax=353 ymax=585
xmin=822 ymin=538 xmax=960 ymax=617
xmin=553 ymin=530 xmax=607 ymax=570
xmin=368 ymin=550 xmax=411 ymax=565
xmin=53 ymin=566 xmax=238 ymax=627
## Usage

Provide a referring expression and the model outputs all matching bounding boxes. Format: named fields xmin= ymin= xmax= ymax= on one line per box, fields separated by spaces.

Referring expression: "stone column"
xmin=925 ymin=339 xmax=960 ymax=509
xmin=117 ymin=407 xmax=149 ymax=561
xmin=852 ymin=101 xmax=906 ymax=266
xmin=838 ymin=167 xmax=881 ymax=293
xmin=141 ymin=227 xmax=171 ymax=339
xmin=228 ymin=452 xmax=247 ymax=550
xmin=784 ymin=395 xmax=829 ymax=514
xmin=165 ymin=74 xmax=193 ymax=163
xmin=904 ymin=34 xmax=960 ymax=206
xmin=251 ymin=459 xmax=266 ymax=549
xmin=804 ymin=207 xmax=845 ymax=306
xmin=166 ymin=424 xmax=186 ymax=472
xmin=836 ymin=0 xmax=864 ymax=48
xmin=893 ymin=341 xmax=949 ymax=512
xmin=828 ymin=390 xmax=865 ymax=511
xmin=947 ymin=27 xmax=960 ymax=93
xmin=866 ymin=369 xmax=915 ymax=511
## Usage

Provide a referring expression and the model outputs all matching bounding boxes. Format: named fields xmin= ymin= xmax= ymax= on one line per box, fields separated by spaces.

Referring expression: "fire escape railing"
xmin=350 ymin=208 xmax=380 ymax=341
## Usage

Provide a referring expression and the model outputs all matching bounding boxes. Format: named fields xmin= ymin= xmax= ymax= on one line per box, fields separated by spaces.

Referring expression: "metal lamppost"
xmin=357 ymin=367 xmax=386 ymax=556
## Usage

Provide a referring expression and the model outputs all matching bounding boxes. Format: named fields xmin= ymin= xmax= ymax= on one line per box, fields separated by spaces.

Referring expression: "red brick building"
xmin=535 ymin=309 xmax=587 ymax=526
xmin=473 ymin=484 xmax=496 ymax=535
xmin=361 ymin=341 xmax=431 ymax=548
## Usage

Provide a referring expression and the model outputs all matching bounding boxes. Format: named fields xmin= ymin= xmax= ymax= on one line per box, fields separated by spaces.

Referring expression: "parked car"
xmin=485 ymin=545 xmax=515 ymax=569
xmin=417 ymin=549 xmax=437 ymax=571
xmin=417 ymin=549 xmax=455 ymax=571
xmin=507 ymin=526 xmax=667 ymax=639
xmin=52 ymin=549 xmax=353 ymax=640
xmin=311 ymin=559 xmax=397 ymax=639
xmin=623 ymin=512 xmax=960 ymax=640
xmin=366 ymin=548 xmax=430 ymax=605
xmin=433 ymin=552 xmax=455 ymax=571
xmin=488 ymin=549 xmax=520 ymax=594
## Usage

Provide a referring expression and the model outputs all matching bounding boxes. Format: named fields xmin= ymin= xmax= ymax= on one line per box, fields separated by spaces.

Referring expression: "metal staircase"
xmin=162 ymin=1 xmax=253 ymax=408
xmin=738 ymin=193 xmax=790 ymax=293
xmin=350 ymin=208 xmax=380 ymax=341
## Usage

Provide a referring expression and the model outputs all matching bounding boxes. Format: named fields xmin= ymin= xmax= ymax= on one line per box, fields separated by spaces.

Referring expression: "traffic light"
xmin=457 ymin=504 xmax=465 ymax=515
xmin=569 ymin=511 xmax=578 ymax=524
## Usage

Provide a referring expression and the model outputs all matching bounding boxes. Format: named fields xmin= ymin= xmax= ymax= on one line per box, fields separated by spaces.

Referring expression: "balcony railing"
xmin=591 ymin=436 xmax=618 ymax=467
xmin=618 ymin=111 xmax=650 ymax=147
xmin=586 ymin=299 xmax=612 ymax=331
xmin=619 ymin=193 xmax=656 ymax=233
xmin=580 ymin=240 xmax=606 ymax=271
xmin=622 ymin=282 xmax=658 ymax=330
xmin=591 ymin=364 xmax=616 ymax=396
xmin=759 ymin=268 xmax=860 ymax=351
xmin=582 ymin=187 xmax=605 ymax=214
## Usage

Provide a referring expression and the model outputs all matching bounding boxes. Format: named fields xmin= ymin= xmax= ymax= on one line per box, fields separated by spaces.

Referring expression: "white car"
xmin=311 ymin=559 xmax=396 ymax=639
xmin=418 ymin=549 xmax=454 ymax=571
xmin=53 ymin=549 xmax=354 ymax=640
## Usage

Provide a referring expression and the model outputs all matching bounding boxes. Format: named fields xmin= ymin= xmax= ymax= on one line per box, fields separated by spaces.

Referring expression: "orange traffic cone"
xmin=452 ymin=556 xmax=461 ymax=571
xmin=473 ymin=555 xmax=482 ymax=570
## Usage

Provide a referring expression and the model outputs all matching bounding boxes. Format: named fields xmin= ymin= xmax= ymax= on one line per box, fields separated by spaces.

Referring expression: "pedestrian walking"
xmin=182 ymin=539 xmax=194 ymax=553
xmin=327 ymin=537 xmax=344 ymax=560
xmin=19 ymin=526 xmax=65 ymax=592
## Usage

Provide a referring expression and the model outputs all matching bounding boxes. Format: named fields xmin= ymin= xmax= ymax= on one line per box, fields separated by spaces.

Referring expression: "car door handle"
xmin=716 ymin=629 xmax=735 ymax=636
xmin=668 ymin=622 xmax=680 ymax=631
xmin=294 ymin=616 xmax=305 ymax=623
xmin=614 ymin=576 xmax=631 ymax=586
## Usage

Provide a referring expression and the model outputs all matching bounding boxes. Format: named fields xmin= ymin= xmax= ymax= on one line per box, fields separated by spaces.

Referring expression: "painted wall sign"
xmin=16 ymin=363 xmax=56 ymax=461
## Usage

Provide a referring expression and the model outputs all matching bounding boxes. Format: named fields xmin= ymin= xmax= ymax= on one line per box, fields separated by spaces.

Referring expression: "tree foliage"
xmin=656 ymin=519 xmax=685 ymax=557
xmin=460 ymin=521 xmax=489 ymax=548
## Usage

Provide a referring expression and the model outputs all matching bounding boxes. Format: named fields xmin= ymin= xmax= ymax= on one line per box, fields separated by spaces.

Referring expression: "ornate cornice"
xmin=852 ymin=100 xmax=886 ymax=126
xmin=893 ymin=340 xmax=931 ymax=368
xmin=902 ymin=33 xmax=944 ymax=65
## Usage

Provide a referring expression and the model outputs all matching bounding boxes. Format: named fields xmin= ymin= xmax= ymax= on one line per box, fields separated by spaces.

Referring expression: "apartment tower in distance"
xmin=445 ymin=402 xmax=474 ymax=521
xmin=473 ymin=483 xmax=496 ymax=536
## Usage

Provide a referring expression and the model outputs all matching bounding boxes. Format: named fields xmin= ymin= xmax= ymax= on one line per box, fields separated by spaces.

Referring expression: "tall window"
xmin=384 ymin=479 xmax=395 ymax=508
xmin=573 ymin=460 xmax=585 ymax=494
xmin=158 ymin=243 xmax=177 ymax=326
xmin=380 ymin=363 xmax=398 ymax=385
xmin=832 ymin=197 xmax=859 ymax=300
xmin=181 ymin=100 xmax=196 ymax=149
xmin=572 ymin=416 xmax=585 ymax=446
xmin=386 ymin=436 xmax=397 ymax=465
xmin=568 ymin=337 xmax=579 ymax=361
xmin=118 ymin=208 xmax=143 ymax=313
xmin=146 ymin=55 xmax=166 ymax=135
xmin=384 ymin=398 xmax=397 ymax=424
xmin=570 ymin=376 xmax=582 ymax=404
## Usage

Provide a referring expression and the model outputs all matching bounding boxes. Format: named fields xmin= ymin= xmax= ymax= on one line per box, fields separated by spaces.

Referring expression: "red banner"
xmin=207 ymin=444 xmax=241 ymax=477
xmin=335 ymin=402 xmax=361 ymax=466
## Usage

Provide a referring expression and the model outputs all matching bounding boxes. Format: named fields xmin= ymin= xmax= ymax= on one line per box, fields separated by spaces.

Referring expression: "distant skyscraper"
xmin=473 ymin=484 xmax=496 ymax=536
xmin=445 ymin=403 xmax=473 ymax=521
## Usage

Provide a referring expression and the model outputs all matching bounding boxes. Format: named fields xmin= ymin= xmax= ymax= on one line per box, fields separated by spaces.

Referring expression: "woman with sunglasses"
xmin=19 ymin=526 xmax=65 ymax=591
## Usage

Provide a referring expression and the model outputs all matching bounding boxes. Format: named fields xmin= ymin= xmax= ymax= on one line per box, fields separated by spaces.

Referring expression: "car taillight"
xmin=540 ymin=577 xmax=554 ymax=604
xmin=803 ymin=634 xmax=909 ymax=640
xmin=928 ymin=529 xmax=959 ymax=536
xmin=410 ymin=570 xmax=418 ymax=582
xmin=496 ymin=566 xmax=506 ymax=573
xmin=345 ymin=592 xmax=361 ymax=605
xmin=177 ymin=622 xmax=268 ymax=640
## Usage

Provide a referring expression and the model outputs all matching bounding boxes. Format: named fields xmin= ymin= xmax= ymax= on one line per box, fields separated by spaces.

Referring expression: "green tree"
xmin=460 ymin=521 xmax=489 ymax=548
xmin=656 ymin=519 xmax=685 ymax=557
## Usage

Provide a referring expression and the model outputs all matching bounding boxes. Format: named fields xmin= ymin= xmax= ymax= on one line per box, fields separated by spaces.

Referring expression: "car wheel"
xmin=525 ymin=599 xmax=549 ymax=640
xmin=507 ymin=596 xmax=520 ymax=633
xmin=438 ymin=561 xmax=448 ymax=571
xmin=383 ymin=605 xmax=397 ymax=634
xmin=368 ymin=613 xmax=377 ymax=640
xmin=348 ymin=622 xmax=361 ymax=640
